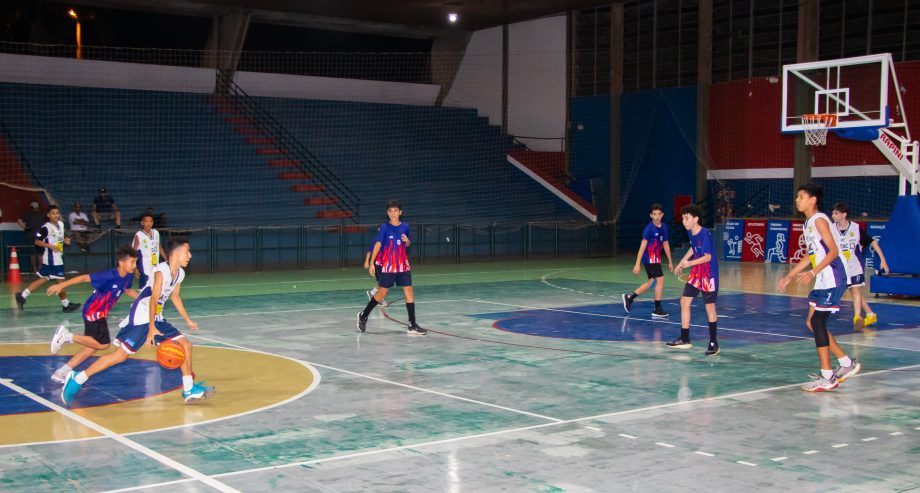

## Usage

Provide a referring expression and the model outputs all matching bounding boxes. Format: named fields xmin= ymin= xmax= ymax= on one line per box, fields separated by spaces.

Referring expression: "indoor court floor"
xmin=1 ymin=257 xmax=919 ymax=492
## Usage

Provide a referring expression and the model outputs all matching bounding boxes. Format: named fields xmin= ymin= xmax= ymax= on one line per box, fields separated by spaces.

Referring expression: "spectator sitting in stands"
xmin=129 ymin=206 xmax=167 ymax=228
xmin=68 ymin=203 xmax=92 ymax=252
xmin=92 ymin=188 xmax=121 ymax=229
xmin=17 ymin=201 xmax=46 ymax=274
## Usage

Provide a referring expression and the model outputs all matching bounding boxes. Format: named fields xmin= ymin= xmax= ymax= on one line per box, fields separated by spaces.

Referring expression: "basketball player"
xmin=832 ymin=202 xmax=890 ymax=329
xmin=62 ymin=237 xmax=214 ymax=405
xmin=133 ymin=212 xmax=167 ymax=288
xmin=15 ymin=205 xmax=82 ymax=313
xmin=357 ymin=200 xmax=426 ymax=335
xmin=47 ymin=245 xmax=139 ymax=384
xmin=622 ymin=203 xmax=673 ymax=318
xmin=778 ymin=184 xmax=860 ymax=392
xmin=667 ymin=204 xmax=721 ymax=356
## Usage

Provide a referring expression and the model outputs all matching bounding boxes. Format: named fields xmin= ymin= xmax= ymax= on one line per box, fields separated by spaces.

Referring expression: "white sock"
xmin=65 ymin=331 xmax=74 ymax=343
xmin=182 ymin=375 xmax=194 ymax=392
xmin=74 ymin=371 xmax=88 ymax=384
xmin=57 ymin=364 xmax=72 ymax=374
xmin=22 ymin=289 xmax=31 ymax=298
xmin=370 ymin=287 xmax=378 ymax=295
xmin=61 ymin=298 xmax=70 ymax=307
xmin=838 ymin=355 xmax=853 ymax=367
xmin=820 ymin=369 xmax=834 ymax=380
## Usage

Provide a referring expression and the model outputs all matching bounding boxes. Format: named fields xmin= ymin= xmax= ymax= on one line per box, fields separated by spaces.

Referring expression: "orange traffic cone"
xmin=7 ymin=246 xmax=22 ymax=284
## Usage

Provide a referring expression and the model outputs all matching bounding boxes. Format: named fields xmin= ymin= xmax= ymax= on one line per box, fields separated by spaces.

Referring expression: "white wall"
xmin=0 ymin=53 xmax=216 ymax=93
xmin=442 ymin=26 xmax=504 ymax=126
xmin=443 ymin=15 xmax=567 ymax=152
xmin=233 ymin=71 xmax=439 ymax=106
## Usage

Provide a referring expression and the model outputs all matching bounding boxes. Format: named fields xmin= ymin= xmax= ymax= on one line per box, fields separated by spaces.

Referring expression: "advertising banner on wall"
xmin=764 ymin=220 xmax=790 ymax=264
xmin=722 ymin=219 xmax=743 ymax=261
xmin=864 ymin=222 xmax=886 ymax=272
xmin=787 ymin=220 xmax=807 ymax=264
xmin=741 ymin=220 xmax=767 ymax=262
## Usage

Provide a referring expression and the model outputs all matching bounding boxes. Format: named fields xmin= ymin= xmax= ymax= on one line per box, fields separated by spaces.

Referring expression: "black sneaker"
xmin=651 ymin=307 xmax=669 ymax=319
xmin=622 ymin=293 xmax=634 ymax=314
xmin=666 ymin=337 xmax=692 ymax=349
xmin=407 ymin=324 xmax=427 ymax=336
xmin=356 ymin=312 xmax=368 ymax=333
xmin=705 ymin=341 xmax=720 ymax=356
xmin=62 ymin=302 xmax=81 ymax=313
xmin=15 ymin=292 xmax=26 ymax=311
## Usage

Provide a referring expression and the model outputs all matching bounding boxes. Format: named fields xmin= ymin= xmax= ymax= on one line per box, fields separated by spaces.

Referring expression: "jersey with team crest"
xmin=35 ymin=220 xmax=65 ymax=266
xmin=804 ymin=213 xmax=847 ymax=289
xmin=641 ymin=221 xmax=670 ymax=264
xmin=687 ymin=226 xmax=718 ymax=292
xmin=120 ymin=262 xmax=185 ymax=327
xmin=836 ymin=221 xmax=865 ymax=278
xmin=134 ymin=229 xmax=161 ymax=280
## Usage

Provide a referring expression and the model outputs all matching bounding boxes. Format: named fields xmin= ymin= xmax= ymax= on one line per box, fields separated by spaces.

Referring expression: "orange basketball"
xmin=156 ymin=339 xmax=186 ymax=370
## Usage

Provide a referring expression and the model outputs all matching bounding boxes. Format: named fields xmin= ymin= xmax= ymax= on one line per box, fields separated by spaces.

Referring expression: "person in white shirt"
xmin=68 ymin=203 xmax=91 ymax=252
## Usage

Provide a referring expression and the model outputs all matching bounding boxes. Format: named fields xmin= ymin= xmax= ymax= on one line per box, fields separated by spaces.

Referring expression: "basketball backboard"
xmin=781 ymin=53 xmax=904 ymax=134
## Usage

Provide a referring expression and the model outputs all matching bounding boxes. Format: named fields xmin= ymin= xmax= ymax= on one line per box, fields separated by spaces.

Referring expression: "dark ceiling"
xmin=65 ymin=0 xmax=618 ymax=38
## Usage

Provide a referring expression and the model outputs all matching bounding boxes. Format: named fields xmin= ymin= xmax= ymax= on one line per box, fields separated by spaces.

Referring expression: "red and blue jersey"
xmin=641 ymin=221 xmax=670 ymax=264
xmin=688 ymin=227 xmax=718 ymax=292
xmin=83 ymin=268 xmax=133 ymax=322
xmin=374 ymin=222 xmax=411 ymax=273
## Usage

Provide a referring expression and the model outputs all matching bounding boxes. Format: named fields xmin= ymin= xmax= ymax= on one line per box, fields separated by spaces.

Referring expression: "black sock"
xmin=680 ymin=328 xmax=690 ymax=341
xmin=654 ymin=300 xmax=662 ymax=309
xmin=630 ymin=292 xmax=638 ymax=300
xmin=361 ymin=298 xmax=379 ymax=318
xmin=709 ymin=321 xmax=718 ymax=343
xmin=407 ymin=302 xmax=416 ymax=325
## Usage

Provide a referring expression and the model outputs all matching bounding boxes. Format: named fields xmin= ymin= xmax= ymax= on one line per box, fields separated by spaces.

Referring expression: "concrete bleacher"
xmin=0 ymin=82 xmax=582 ymax=227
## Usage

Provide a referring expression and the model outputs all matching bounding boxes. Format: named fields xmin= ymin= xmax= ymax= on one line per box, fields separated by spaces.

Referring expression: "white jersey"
xmin=35 ymin=220 xmax=65 ymax=267
xmin=120 ymin=262 xmax=185 ymax=327
xmin=134 ymin=229 xmax=161 ymax=279
xmin=803 ymin=213 xmax=847 ymax=290
xmin=836 ymin=221 xmax=864 ymax=278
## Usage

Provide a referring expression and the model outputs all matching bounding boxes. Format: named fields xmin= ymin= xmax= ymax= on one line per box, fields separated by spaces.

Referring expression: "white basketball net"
xmin=800 ymin=114 xmax=837 ymax=146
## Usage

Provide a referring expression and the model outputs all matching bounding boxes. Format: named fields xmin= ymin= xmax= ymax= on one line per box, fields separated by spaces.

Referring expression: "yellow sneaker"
xmin=864 ymin=313 xmax=878 ymax=327
xmin=853 ymin=316 xmax=864 ymax=330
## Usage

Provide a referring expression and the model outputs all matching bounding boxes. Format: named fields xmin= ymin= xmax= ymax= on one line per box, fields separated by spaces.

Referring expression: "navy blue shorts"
xmin=808 ymin=285 xmax=846 ymax=312
xmin=38 ymin=264 xmax=65 ymax=280
xmin=847 ymin=274 xmax=865 ymax=288
xmin=378 ymin=271 xmax=412 ymax=288
xmin=114 ymin=320 xmax=182 ymax=354
xmin=682 ymin=283 xmax=717 ymax=304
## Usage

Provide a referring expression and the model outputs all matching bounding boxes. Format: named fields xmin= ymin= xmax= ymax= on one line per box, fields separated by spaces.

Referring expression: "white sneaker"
xmin=51 ymin=367 xmax=70 ymax=384
xmin=50 ymin=325 xmax=71 ymax=355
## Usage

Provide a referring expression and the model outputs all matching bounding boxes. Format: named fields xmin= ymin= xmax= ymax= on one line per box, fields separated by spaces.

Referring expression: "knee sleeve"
xmin=812 ymin=311 xmax=830 ymax=348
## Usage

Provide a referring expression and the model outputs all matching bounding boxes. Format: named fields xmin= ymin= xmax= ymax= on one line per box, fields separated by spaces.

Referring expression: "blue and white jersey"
xmin=120 ymin=263 xmax=185 ymax=327
xmin=836 ymin=221 xmax=865 ymax=278
xmin=804 ymin=213 xmax=847 ymax=290
xmin=34 ymin=220 xmax=65 ymax=267
xmin=134 ymin=229 xmax=161 ymax=282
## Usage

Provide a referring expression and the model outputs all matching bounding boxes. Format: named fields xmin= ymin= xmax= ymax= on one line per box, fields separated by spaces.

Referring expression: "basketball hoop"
xmin=800 ymin=113 xmax=838 ymax=146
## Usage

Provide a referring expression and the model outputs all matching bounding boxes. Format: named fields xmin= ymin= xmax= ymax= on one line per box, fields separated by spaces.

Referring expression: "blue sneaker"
xmin=182 ymin=382 xmax=215 ymax=404
xmin=61 ymin=371 xmax=83 ymax=405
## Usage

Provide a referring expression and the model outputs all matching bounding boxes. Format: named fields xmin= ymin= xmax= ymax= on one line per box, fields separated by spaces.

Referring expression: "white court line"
xmin=466 ymin=299 xmax=920 ymax=353
xmin=104 ymin=360 xmax=920 ymax=491
xmin=832 ymin=443 xmax=849 ymax=448
xmin=180 ymin=268 xmax=546 ymax=290
xmin=862 ymin=437 xmax=878 ymax=442
xmin=0 ymin=378 xmax=241 ymax=493
xmin=655 ymin=442 xmax=675 ymax=448
xmin=889 ymin=431 xmax=903 ymax=436
xmin=770 ymin=456 xmax=787 ymax=462
xmin=619 ymin=433 xmax=637 ymax=439
xmin=737 ymin=461 xmax=757 ymax=467
xmin=802 ymin=450 xmax=819 ymax=455
xmin=695 ymin=451 xmax=715 ymax=457
xmin=195 ymin=298 xmax=466 ymax=319
xmin=192 ymin=334 xmax=563 ymax=423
